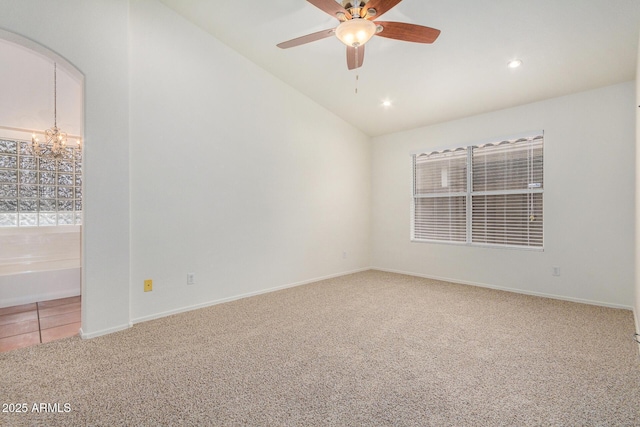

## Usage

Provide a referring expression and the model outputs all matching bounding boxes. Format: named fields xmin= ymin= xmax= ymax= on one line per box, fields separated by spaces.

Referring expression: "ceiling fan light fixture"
xmin=335 ymin=19 xmax=376 ymax=47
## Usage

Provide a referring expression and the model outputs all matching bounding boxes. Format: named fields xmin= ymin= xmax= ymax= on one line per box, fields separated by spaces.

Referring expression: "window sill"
xmin=410 ymin=238 xmax=544 ymax=252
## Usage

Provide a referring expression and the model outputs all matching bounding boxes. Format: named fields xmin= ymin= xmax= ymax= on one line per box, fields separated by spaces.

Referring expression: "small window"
xmin=0 ymin=139 xmax=82 ymax=227
xmin=412 ymin=134 xmax=543 ymax=249
xmin=413 ymin=148 xmax=468 ymax=243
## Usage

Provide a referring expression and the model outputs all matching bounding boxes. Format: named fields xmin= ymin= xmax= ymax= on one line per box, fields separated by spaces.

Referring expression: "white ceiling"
xmin=161 ymin=0 xmax=640 ymax=137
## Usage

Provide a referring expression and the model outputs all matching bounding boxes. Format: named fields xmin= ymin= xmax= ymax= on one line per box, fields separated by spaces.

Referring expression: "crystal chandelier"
xmin=31 ymin=62 xmax=70 ymax=160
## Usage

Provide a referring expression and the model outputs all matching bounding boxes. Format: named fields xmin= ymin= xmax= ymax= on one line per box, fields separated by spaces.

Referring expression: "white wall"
xmin=0 ymin=1 xmax=131 ymax=337
xmin=372 ymin=82 xmax=636 ymax=308
xmin=129 ymin=0 xmax=371 ymax=321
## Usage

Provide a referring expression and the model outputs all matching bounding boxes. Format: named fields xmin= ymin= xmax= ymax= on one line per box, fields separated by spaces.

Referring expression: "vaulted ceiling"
xmin=162 ymin=0 xmax=640 ymax=136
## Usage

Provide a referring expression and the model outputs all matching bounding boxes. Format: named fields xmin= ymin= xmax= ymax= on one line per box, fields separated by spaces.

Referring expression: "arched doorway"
xmin=0 ymin=32 xmax=84 ymax=351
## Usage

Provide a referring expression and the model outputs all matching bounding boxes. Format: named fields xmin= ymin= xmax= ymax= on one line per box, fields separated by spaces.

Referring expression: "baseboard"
xmin=371 ymin=267 xmax=634 ymax=311
xmin=79 ymin=323 xmax=131 ymax=340
xmin=130 ymin=267 xmax=371 ymax=325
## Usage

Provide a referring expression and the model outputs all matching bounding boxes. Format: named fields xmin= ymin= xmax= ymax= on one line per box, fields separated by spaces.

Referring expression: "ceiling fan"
xmin=277 ymin=0 xmax=441 ymax=70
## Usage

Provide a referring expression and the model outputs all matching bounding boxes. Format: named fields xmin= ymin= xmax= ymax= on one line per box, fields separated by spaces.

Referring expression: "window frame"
xmin=411 ymin=132 xmax=544 ymax=251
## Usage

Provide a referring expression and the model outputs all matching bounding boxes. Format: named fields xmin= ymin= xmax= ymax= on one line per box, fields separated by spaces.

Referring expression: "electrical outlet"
xmin=552 ymin=267 xmax=561 ymax=277
xmin=144 ymin=279 xmax=153 ymax=292
xmin=342 ymin=251 xmax=347 ymax=259
xmin=187 ymin=273 xmax=195 ymax=285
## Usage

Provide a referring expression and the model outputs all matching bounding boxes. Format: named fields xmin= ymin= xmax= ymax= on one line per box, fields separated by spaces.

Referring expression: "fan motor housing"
xmin=342 ymin=1 xmax=368 ymax=8
xmin=342 ymin=0 xmax=376 ymax=18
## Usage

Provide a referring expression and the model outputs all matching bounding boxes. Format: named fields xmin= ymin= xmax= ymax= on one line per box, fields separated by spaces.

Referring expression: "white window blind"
xmin=413 ymin=148 xmax=468 ymax=242
xmin=412 ymin=134 xmax=543 ymax=249
xmin=471 ymin=138 xmax=543 ymax=247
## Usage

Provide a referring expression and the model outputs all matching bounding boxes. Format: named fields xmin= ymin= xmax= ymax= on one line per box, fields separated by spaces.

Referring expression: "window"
xmin=413 ymin=147 xmax=468 ymax=243
xmin=0 ymin=138 xmax=82 ymax=227
xmin=412 ymin=134 xmax=543 ymax=249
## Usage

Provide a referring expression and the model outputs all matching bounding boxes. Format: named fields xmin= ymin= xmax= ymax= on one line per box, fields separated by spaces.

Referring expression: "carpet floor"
xmin=1 ymin=270 xmax=639 ymax=426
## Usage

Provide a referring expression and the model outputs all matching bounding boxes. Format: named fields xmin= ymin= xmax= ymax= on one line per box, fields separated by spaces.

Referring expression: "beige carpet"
xmin=1 ymin=270 xmax=639 ymax=426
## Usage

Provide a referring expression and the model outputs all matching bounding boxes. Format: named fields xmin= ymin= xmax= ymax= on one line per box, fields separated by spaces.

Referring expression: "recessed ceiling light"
xmin=508 ymin=59 xmax=523 ymax=69
xmin=382 ymin=100 xmax=392 ymax=107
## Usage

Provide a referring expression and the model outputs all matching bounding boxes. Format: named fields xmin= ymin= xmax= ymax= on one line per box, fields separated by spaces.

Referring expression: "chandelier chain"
xmin=54 ymin=62 xmax=57 ymax=128
xmin=29 ymin=61 xmax=80 ymax=160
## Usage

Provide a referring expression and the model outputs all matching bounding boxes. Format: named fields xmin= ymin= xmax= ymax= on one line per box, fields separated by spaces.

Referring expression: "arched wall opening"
xmin=0 ymin=2 xmax=132 ymax=340
xmin=0 ymin=31 xmax=84 ymax=336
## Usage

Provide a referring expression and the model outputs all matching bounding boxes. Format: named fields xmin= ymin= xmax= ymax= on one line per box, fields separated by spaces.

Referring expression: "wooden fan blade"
xmin=346 ymin=45 xmax=365 ymax=70
xmin=307 ymin=0 xmax=352 ymax=20
xmin=277 ymin=28 xmax=335 ymax=49
xmin=360 ymin=0 xmax=403 ymax=19
xmin=374 ymin=21 xmax=441 ymax=43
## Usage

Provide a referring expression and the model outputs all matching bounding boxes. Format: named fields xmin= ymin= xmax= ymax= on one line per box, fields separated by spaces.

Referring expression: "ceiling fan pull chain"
xmin=355 ymin=74 xmax=359 ymax=94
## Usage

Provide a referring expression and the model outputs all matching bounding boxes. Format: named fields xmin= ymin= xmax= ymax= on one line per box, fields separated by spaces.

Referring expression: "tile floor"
xmin=0 ymin=296 xmax=80 ymax=352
